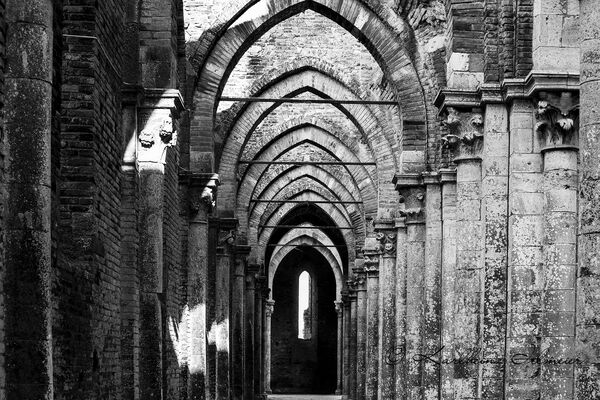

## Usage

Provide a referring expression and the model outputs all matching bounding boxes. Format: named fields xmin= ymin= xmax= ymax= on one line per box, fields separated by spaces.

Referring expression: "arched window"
xmin=298 ymin=271 xmax=312 ymax=340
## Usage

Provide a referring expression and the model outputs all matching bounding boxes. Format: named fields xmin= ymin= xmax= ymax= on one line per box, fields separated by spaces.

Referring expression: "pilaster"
xmin=374 ymin=220 xmax=397 ymax=400
xmin=393 ymin=175 xmax=426 ymax=398
xmin=537 ymin=93 xmax=579 ymax=397
xmin=186 ymin=173 xmax=219 ymax=400
xmin=363 ymin=248 xmax=380 ymax=400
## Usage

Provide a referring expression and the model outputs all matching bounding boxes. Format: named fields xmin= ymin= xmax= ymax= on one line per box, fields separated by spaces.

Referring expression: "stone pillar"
xmin=263 ymin=299 xmax=275 ymax=395
xmin=354 ymin=265 xmax=368 ymax=400
xmin=255 ymin=275 xmax=268 ymax=397
xmin=364 ymin=251 xmax=380 ymax=400
xmin=375 ymin=221 xmax=397 ymax=400
xmin=243 ymin=263 xmax=261 ymax=400
xmin=342 ymin=291 xmax=351 ymax=399
xmin=347 ymin=282 xmax=358 ymax=400
xmin=187 ymin=174 xmax=219 ymax=400
xmin=394 ymin=174 xmax=426 ymax=399
xmin=422 ymin=173 xmax=443 ymax=399
xmin=335 ymin=300 xmax=344 ymax=395
xmin=4 ymin=1 xmax=53 ymax=398
xmin=536 ymin=94 xmax=579 ymax=397
xmin=443 ymin=107 xmax=485 ymax=397
xmin=480 ymin=102 xmax=509 ymax=397
xmin=505 ymin=100 xmax=544 ymax=399
xmin=394 ymin=217 xmax=408 ymax=399
xmin=578 ymin=2 xmax=600 ymax=393
xmin=138 ymin=100 xmax=181 ymax=399
xmin=439 ymin=169 xmax=457 ymax=399
xmin=232 ymin=246 xmax=249 ymax=400
xmin=215 ymin=218 xmax=237 ymax=399
xmin=206 ymin=218 xmax=219 ymax=400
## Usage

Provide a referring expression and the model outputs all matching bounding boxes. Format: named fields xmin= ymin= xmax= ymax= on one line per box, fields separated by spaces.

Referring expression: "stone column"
xmin=443 ymin=107 xmax=485 ymax=397
xmin=536 ymin=94 xmax=579 ymax=397
xmin=215 ymin=218 xmax=237 ymax=400
xmin=347 ymin=282 xmax=358 ymax=400
xmin=480 ymin=102 xmax=509 ymax=397
xmin=335 ymin=300 xmax=344 ymax=395
xmin=439 ymin=169 xmax=457 ymax=399
xmin=187 ymin=174 xmax=219 ymax=400
xmin=354 ymin=265 xmax=368 ymax=400
xmin=375 ymin=221 xmax=397 ymax=400
xmin=364 ymin=251 xmax=380 ymax=400
xmin=394 ymin=174 xmax=426 ymax=399
xmin=4 ymin=1 xmax=53 ymax=398
xmin=137 ymin=99 xmax=181 ymax=399
xmin=342 ymin=291 xmax=351 ymax=399
xmin=255 ymin=275 xmax=268 ymax=397
xmin=422 ymin=173 xmax=443 ymax=399
xmin=505 ymin=100 xmax=544 ymax=399
xmin=263 ymin=299 xmax=275 ymax=395
xmin=394 ymin=217 xmax=408 ymax=399
xmin=232 ymin=246 xmax=250 ymax=400
xmin=243 ymin=263 xmax=261 ymax=400
xmin=578 ymin=2 xmax=600 ymax=393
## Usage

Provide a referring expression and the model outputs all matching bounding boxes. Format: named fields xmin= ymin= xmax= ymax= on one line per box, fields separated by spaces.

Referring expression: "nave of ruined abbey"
xmin=1 ymin=0 xmax=600 ymax=399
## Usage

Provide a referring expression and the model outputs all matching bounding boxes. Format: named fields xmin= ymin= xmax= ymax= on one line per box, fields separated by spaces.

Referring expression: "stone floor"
xmin=267 ymin=395 xmax=342 ymax=400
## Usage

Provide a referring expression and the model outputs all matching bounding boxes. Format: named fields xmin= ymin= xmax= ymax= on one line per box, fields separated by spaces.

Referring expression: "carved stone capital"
xmin=138 ymin=113 xmax=178 ymax=165
xmin=362 ymin=251 xmax=380 ymax=274
xmin=535 ymin=93 xmax=579 ymax=150
xmin=334 ymin=301 xmax=344 ymax=316
xmin=217 ymin=218 xmax=238 ymax=251
xmin=350 ymin=268 xmax=366 ymax=290
xmin=265 ymin=300 xmax=275 ymax=318
xmin=374 ymin=223 xmax=397 ymax=257
xmin=442 ymin=107 xmax=484 ymax=161
xmin=186 ymin=173 xmax=220 ymax=215
xmin=393 ymin=174 xmax=426 ymax=225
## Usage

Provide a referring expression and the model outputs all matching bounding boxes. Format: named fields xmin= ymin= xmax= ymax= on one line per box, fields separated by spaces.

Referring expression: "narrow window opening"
xmin=298 ymin=271 xmax=312 ymax=339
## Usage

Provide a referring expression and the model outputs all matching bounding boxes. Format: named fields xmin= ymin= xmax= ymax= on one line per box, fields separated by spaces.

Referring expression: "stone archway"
xmin=270 ymin=248 xmax=338 ymax=395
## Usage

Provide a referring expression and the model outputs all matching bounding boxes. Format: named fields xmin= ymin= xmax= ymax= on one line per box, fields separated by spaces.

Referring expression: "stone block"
xmin=543 ymin=289 xmax=575 ymax=312
xmin=510 ymin=154 xmax=543 ymax=173
xmin=533 ymin=47 xmax=580 ymax=73
xmin=510 ymin=192 xmax=545 ymax=215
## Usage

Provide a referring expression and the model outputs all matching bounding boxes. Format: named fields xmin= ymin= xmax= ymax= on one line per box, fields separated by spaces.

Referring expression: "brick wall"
xmin=53 ymin=0 xmax=126 ymax=398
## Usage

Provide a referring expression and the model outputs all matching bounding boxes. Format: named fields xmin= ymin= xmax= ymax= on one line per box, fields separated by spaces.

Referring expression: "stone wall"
xmin=0 ymin=0 xmax=5 ymax=396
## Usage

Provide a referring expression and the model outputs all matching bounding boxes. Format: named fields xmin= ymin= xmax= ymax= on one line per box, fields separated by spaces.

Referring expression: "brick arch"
xmin=254 ymin=191 xmax=359 ymax=263
xmin=191 ymin=0 xmax=428 ymax=172
xmin=250 ymin=174 xmax=365 ymax=245
xmin=268 ymin=232 xmax=344 ymax=302
xmin=237 ymin=128 xmax=378 ymax=211
xmin=257 ymin=181 xmax=362 ymax=228
xmin=240 ymin=118 xmax=370 ymax=168
xmin=217 ymin=75 xmax=397 ymax=214
xmin=242 ymin=163 xmax=372 ymax=240
xmin=242 ymin=141 xmax=375 ymax=209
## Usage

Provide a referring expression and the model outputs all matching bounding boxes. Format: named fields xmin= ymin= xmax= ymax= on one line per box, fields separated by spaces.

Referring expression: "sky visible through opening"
xmin=298 ymin=271 xmax=310 ymax=339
